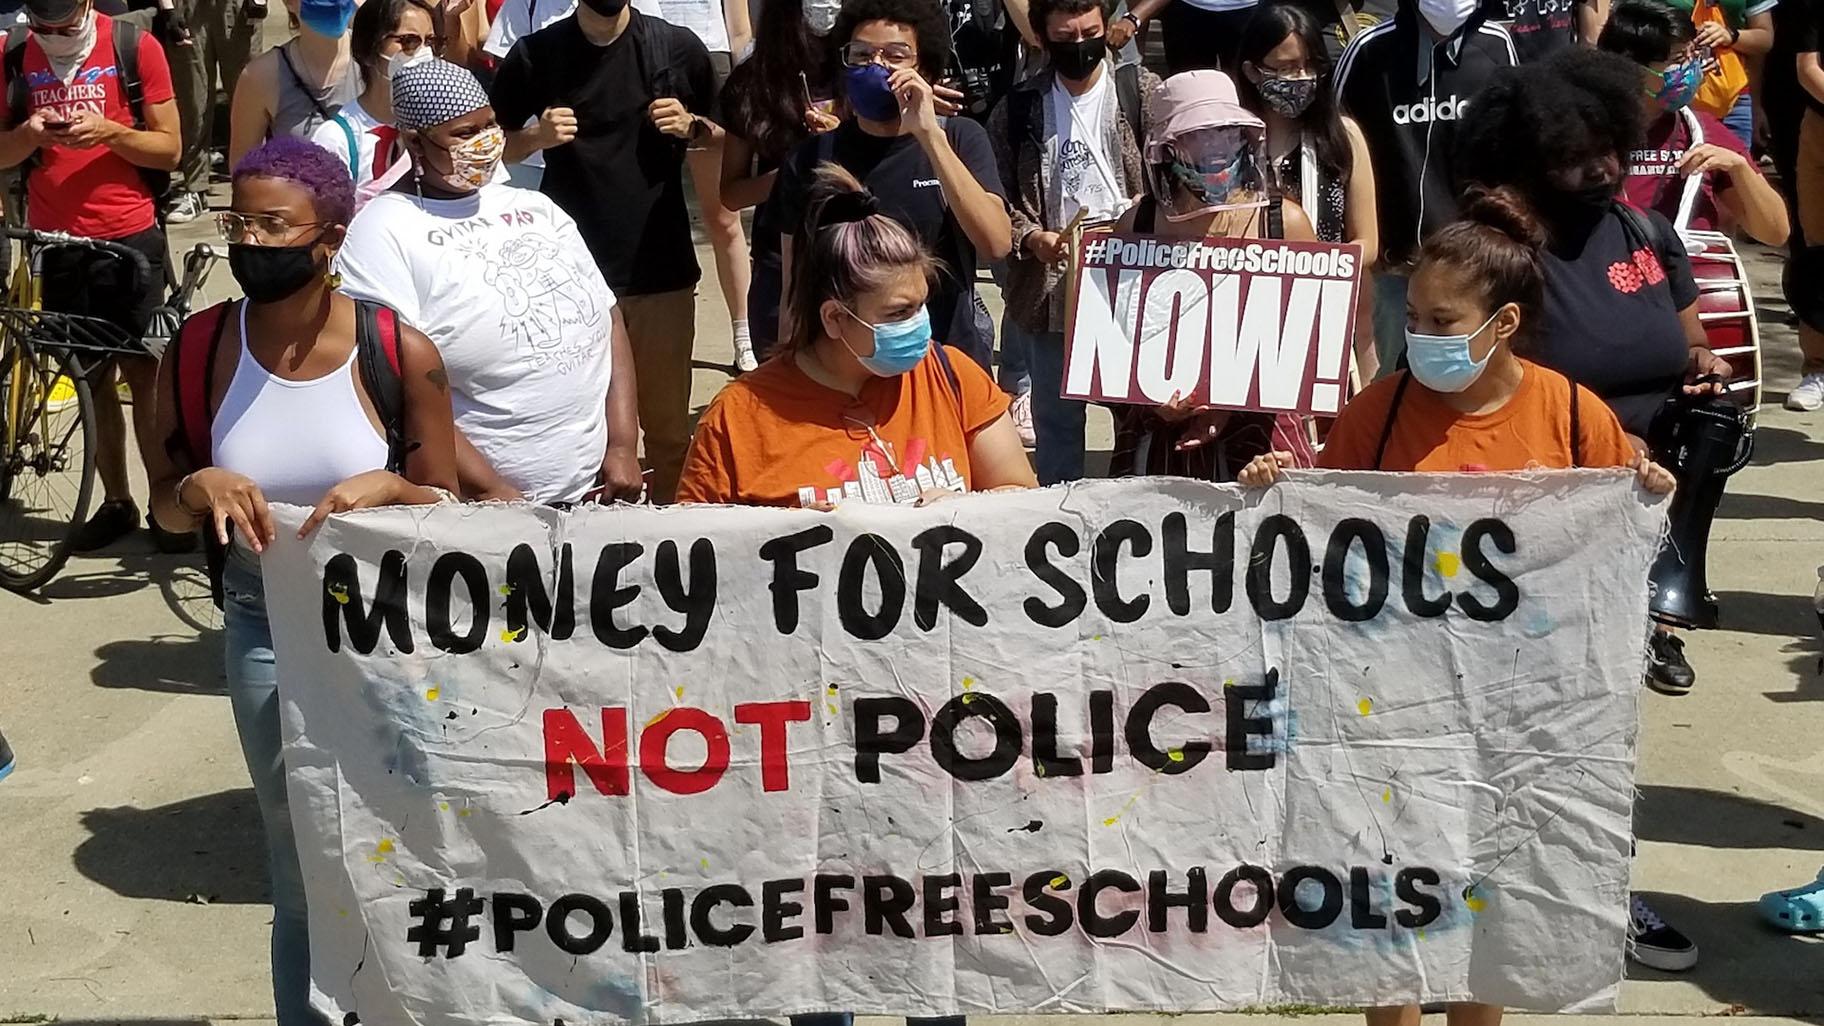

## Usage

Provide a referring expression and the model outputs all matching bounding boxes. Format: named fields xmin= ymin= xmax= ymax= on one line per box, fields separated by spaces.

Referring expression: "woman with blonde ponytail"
xmin=677 ymin=164 xmax=1036 ymax=507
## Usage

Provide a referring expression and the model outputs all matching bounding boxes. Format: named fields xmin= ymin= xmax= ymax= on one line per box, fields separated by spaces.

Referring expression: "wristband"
xmin=1121 ymin=11 xmax=1141 ymax=26
xmin=175 ymin=473 xmax=208 ymax=518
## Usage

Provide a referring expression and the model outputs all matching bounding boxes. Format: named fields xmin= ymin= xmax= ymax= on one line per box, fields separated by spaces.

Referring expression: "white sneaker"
xmin=1786 ymin=371 xmax=1824 ymax=412
xmin=1010 ymin=391 xmax=1035 ymax=448
xmin=164 ymin=191 xmax=207 ymax=224
xmin=732 ymin=334 xmax=758 ymax=374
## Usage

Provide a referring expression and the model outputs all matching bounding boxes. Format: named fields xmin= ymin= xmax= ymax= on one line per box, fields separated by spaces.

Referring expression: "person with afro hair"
xmin=1452 ymin=43 xmax=1731 ymax=967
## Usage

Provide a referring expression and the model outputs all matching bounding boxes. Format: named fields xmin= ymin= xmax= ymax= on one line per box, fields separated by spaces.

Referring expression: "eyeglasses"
xmin=386 ymin=31 xmax=444 ymax=52
xmin=1258 ymin=62 xmax=1319 ymax=79
xmin=840 ymin=41 xmax=916 ymax=69
xmin=216 ymin=212 xmax=324 ymax=246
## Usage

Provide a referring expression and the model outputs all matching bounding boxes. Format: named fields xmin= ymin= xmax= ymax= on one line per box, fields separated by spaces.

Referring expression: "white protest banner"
xmin=263 ymin=474 xmax=1663 ymax=1026
xmin=1064 ymin=233 xmax=1363 ymax=414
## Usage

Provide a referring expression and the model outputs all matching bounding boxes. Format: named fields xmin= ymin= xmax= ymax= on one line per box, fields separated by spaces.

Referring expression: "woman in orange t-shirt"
xmin=677 ymin=165 xmax=1036 ymax=507
xmin=1244 ymin=187 xmax=1679 ymax=486
xmin=1242 ymin=186 xmax=1677 ymax=1026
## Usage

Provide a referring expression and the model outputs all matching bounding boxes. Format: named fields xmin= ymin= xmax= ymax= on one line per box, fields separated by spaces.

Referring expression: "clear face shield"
xmin=1145 ymin=124 xmax=1269 ymax=222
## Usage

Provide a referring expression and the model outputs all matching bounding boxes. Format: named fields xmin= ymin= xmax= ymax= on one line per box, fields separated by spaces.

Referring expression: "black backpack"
xmin=4 ymin=17 xmax=172 ymax=208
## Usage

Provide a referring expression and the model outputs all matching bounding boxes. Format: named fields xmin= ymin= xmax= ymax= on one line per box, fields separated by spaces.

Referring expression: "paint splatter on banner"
xmin=260 ymin=474 xmax=1665 ymax=1026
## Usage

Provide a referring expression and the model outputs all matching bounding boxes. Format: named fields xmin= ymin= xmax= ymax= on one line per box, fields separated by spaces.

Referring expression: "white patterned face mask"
xmin=434 ymin=125 xmax=504 ymax=191
xmin=36 ymin=10 xmax=97 ymax=81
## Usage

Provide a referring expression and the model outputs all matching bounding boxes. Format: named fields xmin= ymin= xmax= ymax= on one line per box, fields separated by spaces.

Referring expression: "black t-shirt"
xmin=1801 ymin=0 xmax=1824 ymax=117
xmin=490 ymin=13 xmax=715 ymax=296
xmin=771 ymin=118 xmax=1007 ymax=361
xmin=1478 ymin=0 xmax=1581 ymax=63
xmin=1529 ymin=206 xmax=1699 ymax=436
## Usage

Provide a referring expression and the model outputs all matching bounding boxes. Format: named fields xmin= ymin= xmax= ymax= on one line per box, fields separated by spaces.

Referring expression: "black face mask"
xmin=579 ymin=0 xmax=628 ymax=16
xmin=1540 ymin=178 xmax=1620 ymax=232
xmin=229 ymin=241 xmax=323 ymax=304
xmin=1047 ymin=36 xmax=1107 ymax=82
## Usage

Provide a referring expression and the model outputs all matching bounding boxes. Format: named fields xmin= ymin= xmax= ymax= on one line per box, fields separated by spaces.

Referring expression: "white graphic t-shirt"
xmin=335 ymin=183 xmax=615 ymax=504
xmin=1050 ymin=69 xmax=1122 ymax=227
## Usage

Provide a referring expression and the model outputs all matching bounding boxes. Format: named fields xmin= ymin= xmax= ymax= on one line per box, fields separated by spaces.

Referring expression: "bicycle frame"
xmin=2 ymin=253 xmax=42 ymax=483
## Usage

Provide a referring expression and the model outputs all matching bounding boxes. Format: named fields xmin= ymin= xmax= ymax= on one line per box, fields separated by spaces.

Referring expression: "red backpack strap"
xmin=353 ymin=299 xmax=409 ymax=472
xmin=165 ymin=301 xmax=234 ymax=469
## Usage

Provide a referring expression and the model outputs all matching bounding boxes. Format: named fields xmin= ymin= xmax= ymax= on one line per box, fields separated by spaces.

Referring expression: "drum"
xmin=1682 ymin=230 xmax=1764 ymax=424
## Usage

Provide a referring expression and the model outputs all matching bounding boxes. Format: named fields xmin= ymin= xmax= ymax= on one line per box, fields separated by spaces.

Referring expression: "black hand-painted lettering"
xmin=813 ymin=873 xmax=856 ymax=933
xmin=322 ymin=550 xmax=414 ymax=654
xmin=1078 ymin=869 xmax=1141 ymax=938
xmin=1031 ymin=693 xmax=1083 ymax=777
xmin=1278 ymin=866 xmax=1345 ymax=929
xmin=1089 ymin=690 xmax=1115 ymax=774
xmin=1213 ymin=864 xmax=1274 ymax=928
xmin=1091 ymin=519 xmax=1153 ymax=623
xmin=690 ymin=883 xmax=756 ymax=946
xmin=1458 ymin=519 xmax=1520 ymax=621
xmin=1224 ymin=669 xmax=1278 ymax=771
xmin=426 ymin=552 xmax=490 ymax=653
xmin=922 ymin=873 xmax=963 ymax=937
xmin=1394 ymin=867 xmax=1443 ymax=928
xmin=546 ymin=893 xmax=613 ymax=955
xmin=837 ymin=535 xmax=906 ymax=640
xmin=1163 ymin=511 xmax=1235 ymax=615
xmin=660 ymin=887 xmax=688 ymax=949
xmin=853 ymin=697 xmax=924 ymax=783
xmin=1127 ymin=682 xmax=1213 ymax=773
xmin=589 ymin=542 xmax=648 ymax=649
xmin=1401 ymin=516 xmax=1452 ymax=617
xmin=972 ymin=872 xmax=1014 ymax=934
xmin=1147 ymin=867 xmax=1209 ymax=931
xmin=491 ymin=891 xmax=542 ymax=952
xmin=930 ymin=692 xmax=1022 ymax=781
xmin=1022 ymin=871 xmax=1074 ymax=935
xmin=502 ymin=543 xmax=576 ymax=641
xmin=1323 ymin=518 xmax=1390 ymax=622
xmin=760 ymin=878 xmax=805 ymax=942
xmin=862 ymin=874 xmax=917 ymax=937
xmin=1246 ymin=514 xmax=1311 ymax=620
xmin=653 ymin=538 xmax=715 ymax=652
xmin=758 ymin=526 xmax=833 ymax=634
xmin=618 ymin=891 xmax=661 ymax=952
xmin=1024 ymin=522 xmax=1088 ymax=627
xmin=912 ymin=525 xmax=987 ymax=630
xmin=1350 ymin=867 xmax=1389 ymax=929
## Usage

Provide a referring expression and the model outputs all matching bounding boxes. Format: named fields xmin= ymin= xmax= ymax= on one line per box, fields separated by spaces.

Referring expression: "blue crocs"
xmin=0 ymin=727 xmax=12 ymax=782
xmin=1759 ymin=869 xmax=1824 ymax=933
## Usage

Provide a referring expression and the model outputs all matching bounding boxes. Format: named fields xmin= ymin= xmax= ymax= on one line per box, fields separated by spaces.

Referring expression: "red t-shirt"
xmin=1623 ymin=107 xmax=1754 ymax=233
xmin=4 ymin=15 xmax=174 ymax=238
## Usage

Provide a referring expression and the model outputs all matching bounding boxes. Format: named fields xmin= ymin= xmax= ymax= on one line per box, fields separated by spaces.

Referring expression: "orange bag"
xmin=1692 ymin=0 xmax=1750 ymax=118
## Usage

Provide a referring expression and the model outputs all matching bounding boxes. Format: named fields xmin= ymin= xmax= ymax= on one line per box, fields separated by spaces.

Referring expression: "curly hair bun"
xmin=1457 ymin=185 xmax=1547 ymax=250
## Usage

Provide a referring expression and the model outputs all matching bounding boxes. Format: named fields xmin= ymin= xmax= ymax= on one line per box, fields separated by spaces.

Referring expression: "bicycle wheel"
xmin=0 ymin=341 xmax=96 ymax=592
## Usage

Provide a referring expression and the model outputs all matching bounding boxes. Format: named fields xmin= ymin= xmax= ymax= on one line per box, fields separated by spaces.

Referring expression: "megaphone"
xmin=1646 ymin=392 xmax=1754 ymax=629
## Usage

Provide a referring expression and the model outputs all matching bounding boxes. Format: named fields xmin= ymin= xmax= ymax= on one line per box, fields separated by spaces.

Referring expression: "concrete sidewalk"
xmin=1 ymin=195 xmax=1821 ymax=1021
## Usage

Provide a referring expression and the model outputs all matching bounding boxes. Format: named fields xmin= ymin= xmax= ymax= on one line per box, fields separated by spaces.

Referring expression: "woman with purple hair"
xmin=144 ymin=135 xmax=460 ymax=1026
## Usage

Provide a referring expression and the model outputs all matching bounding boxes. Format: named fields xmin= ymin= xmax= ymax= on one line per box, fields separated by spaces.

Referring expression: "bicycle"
xmin=0 ymin=228 xmax=220 ymax=593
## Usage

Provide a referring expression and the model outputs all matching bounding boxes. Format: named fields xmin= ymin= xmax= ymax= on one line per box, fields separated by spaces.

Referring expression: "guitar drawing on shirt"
xmin=479 ymin=233 xmax=601 ymax=368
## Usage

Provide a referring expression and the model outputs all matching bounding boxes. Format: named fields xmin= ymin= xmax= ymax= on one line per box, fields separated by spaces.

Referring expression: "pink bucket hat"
xmin=1147 ymin=70 xmax=1265 ymax=153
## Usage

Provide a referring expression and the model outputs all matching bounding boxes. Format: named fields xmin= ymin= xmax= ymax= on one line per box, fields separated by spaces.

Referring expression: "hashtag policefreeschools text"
xmin=1080 ymin=235 xmax=1358 ymax=280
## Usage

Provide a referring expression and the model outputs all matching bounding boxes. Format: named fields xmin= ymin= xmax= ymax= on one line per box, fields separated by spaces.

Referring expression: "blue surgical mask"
xmin=843 ymin=63 xmax=902 ymax=122
xmin=1652 ymin=58 xmax=1703 ymax=113
xmin=299 ymin=0 xmax=355 ymax=37
xmin=841 ymin=303 xmax=932 ymax=377
xmin=1404 ymin=310 xmax=1501 ymax=393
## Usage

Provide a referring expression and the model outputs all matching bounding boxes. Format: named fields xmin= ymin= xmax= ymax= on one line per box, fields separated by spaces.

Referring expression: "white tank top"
xmin=211 ymin=303 xmax=392 ymax=507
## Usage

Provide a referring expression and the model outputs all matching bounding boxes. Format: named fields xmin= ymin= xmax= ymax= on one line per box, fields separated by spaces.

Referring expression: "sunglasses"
xmin=385 ymin=31 xmax=444 ymax=52
xmin=30 ymin=18 xmax=87 ymax=35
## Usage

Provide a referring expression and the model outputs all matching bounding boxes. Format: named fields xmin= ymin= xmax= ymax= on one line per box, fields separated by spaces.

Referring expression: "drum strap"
xmin=1673 ymin=106 xmax=1705 ymax=235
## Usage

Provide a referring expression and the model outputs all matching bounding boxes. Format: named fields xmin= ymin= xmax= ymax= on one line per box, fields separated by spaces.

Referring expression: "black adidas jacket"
xmin=1334 ymin=4 xmax=1518 ymax=268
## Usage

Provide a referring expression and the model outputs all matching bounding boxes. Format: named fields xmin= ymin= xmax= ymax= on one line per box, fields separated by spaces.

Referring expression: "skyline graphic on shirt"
xmin=795 ymin=435 xmax=965 ymax=507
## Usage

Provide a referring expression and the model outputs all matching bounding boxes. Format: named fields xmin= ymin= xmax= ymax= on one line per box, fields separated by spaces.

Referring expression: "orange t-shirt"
xmin=1319 ymin=361 xmax=1637 ymax=472
xmin=676 ymin=346 xmax=1012 ymax=507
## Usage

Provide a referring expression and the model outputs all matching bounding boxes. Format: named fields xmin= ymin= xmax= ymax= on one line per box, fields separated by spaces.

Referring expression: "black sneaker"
xmin=69 ymin=499 xmax=140 ymax=552
xmin=0 ymin=727 xmax=13 ymax=782
xmin=149 ymin=508 xmax=199 ymax=554
xmin=1628 ymin=894 xmax=1698 ymax=971
xmin=1646 ymin=631 xmax=1695 ymax=695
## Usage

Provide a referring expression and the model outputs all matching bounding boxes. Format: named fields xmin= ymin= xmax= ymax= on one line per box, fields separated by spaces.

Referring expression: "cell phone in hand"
xmin=43 ymin=119 xmax=72 ymax=131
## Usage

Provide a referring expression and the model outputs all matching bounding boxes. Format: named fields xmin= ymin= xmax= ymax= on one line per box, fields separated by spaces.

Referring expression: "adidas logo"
xmin=1392 ymin=95 xmax=1471 ymax=125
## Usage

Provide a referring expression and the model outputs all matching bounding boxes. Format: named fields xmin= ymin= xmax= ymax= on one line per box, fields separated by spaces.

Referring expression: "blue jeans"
xmin=1027 ymin=329 xmax=1086 ymax=484
xmin=222 ymin=551 xmax=317 ymax=1026
xmin=1371 ymin=271 xmax=1410 ymax=376
xmin=1722 ymin=92 xmax=1754 ymax=151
